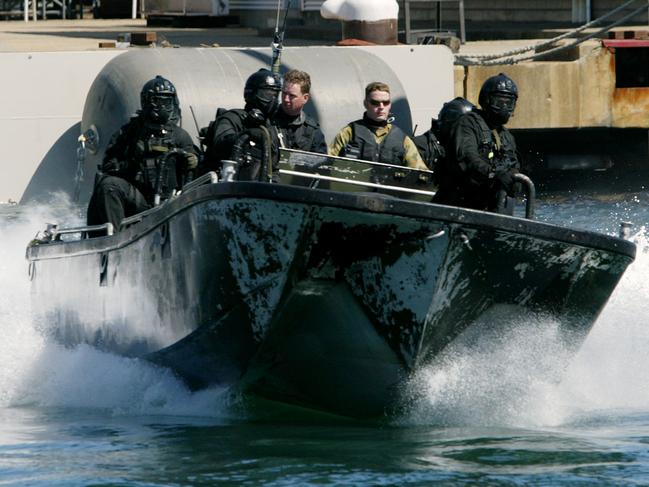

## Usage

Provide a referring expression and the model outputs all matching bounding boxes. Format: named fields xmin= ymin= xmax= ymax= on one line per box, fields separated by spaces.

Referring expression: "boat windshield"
xmin=278 ymin=148 xmax=436 ymax=200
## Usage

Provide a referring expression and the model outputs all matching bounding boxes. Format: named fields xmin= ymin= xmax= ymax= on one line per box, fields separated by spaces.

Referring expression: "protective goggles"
xmin=257 ymin=88 xmax=280 ymax=101
xmin=489 ymin=93 xmax=516 ymax=112
xmin=150 ymin=95 xmax=176 ymax=111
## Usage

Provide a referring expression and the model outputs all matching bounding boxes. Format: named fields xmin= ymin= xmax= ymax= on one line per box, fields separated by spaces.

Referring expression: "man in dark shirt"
xmin=273 ymin=69 xmax=327 ymax=154
xmin=201 ymin=68 xmax=282 ymax=182
xmin=433 ymin=73 xmax=520 ymax=214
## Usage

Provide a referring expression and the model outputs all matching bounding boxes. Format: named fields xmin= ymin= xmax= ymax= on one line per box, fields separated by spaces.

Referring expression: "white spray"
xmin=0 ymin=198 xmax=231 ymax=418
xmin=399 ymin=226 xmax=649 ymax=428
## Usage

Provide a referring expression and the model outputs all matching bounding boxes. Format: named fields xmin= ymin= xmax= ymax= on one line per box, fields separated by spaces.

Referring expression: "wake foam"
xmin=0 ymin=197 xmax=233 ymax=418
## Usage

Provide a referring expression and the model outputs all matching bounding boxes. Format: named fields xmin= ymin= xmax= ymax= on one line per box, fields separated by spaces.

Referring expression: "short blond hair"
xmin=365 ymin=81 xmax=390 ymax=98
xmin=284 ymin=69 xmax=312 ymax=94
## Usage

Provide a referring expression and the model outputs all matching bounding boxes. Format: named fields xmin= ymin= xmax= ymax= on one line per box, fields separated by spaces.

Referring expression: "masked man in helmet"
xmin=201 ymin=68 xmax=282 ymax=182
xmin=87 ymin=75 xmax=199 ymax=231
xmin=433 ymin=73 xmax=521 ymax=214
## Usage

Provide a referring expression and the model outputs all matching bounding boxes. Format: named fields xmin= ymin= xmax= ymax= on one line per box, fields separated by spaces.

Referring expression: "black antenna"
xmin=271 ymin=0 xmax=292 ymax=74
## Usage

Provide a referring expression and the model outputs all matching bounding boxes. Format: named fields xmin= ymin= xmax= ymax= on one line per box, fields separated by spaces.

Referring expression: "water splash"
xmin=0 ymin=198 xmax=233 ymax=418
xmin=555 ymin=228 xmax=649 ymax=414
xmin=398 ymin=308 xmax=575 ymax=428
xmin=4 ymin=196 xmax=649 ymax=425
xmin=399 ymin=226 xmax=649 ymax=428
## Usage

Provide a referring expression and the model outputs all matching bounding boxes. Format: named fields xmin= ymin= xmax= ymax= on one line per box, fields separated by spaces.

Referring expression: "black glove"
xmin=466 ymin=160 xmax=492 ymax=181
xmin=495 ymin=169 xmax=515 ymax=196
xmin=183 ymin=151 xmax=199 ymax=171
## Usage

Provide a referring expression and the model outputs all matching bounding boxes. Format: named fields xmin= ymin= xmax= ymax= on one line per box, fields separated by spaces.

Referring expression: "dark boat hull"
xmin=27 ymin=183 xmax=635 ymax=417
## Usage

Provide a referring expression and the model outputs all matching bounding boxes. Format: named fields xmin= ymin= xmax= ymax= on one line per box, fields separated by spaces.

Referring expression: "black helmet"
xmin=243 ymin=69 xmax=282 ymax=118
xmin=437 ymin=97 xmax=476 ymax=142
xmin=140 ymin=75 xmax=179 ymax=124
xmin=478 ymin=73 xmax=518 ymax=125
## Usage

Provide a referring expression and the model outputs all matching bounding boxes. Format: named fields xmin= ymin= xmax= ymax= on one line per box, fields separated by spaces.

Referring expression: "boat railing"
xmin=120 ymin=204 xmax=164 ymax=228
xmin=29 ymin=222 xmax=114 ymax=246
xmin=494 ymin=174 xmax=536 ymax=219
xmin=31 ymin=171 xmax=220 ymax=244
xmin=181 ymin=171 xmax=219 ymax=193
xmin=495 ymin=174 xmax=536 ymax=219
xmin=121 ymin=171 xmax=219 ymax=228
xmin=513 ymin=173 xmax=536 ymax=220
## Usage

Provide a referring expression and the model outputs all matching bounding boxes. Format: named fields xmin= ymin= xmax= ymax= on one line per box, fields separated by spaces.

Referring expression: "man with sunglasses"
xmin=87 ymin=75 xmax=199 ymax=231
xmin=329 ymin=81 xmax=426 ymax=169
xmin=433 ymin=73 xmax=521 ymax=214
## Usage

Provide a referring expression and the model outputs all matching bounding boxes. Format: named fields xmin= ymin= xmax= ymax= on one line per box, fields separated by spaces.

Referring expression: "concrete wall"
xmin=0 ymin=51 xmax=122 ymax=204
xmin=456 ymin=40 xmax=649 ymax=130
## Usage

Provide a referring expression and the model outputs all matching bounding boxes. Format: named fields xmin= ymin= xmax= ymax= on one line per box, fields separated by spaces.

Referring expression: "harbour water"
xmin=2 ymin=192 xmax=649 ymax=485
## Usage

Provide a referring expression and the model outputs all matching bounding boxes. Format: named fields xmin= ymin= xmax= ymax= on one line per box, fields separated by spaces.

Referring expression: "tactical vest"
xmin=414 ymin=130 xmax=445 ymax=171
xmin=120 ymin=119 xmax=179 ymax=199
xmin=467 ymin=111 xmax=518 ymax=171
xmin=231 ymin=124 xmax=280 ymax=182
xmin=341 ymin=120 xmax=406 ymax=165
xmin=202 ymin=108 xmax=248 ymax=163
xmin=278 ymin=116 xmax=320 ymax=152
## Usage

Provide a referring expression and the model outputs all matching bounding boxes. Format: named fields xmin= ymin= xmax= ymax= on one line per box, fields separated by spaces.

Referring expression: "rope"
xmin=456 ymin=0 xmax=649 ymax=66
xmin=458 ymin=2 xmax=649 ymax=66
xmin=460 ymin=0 xmax=642 ymax=61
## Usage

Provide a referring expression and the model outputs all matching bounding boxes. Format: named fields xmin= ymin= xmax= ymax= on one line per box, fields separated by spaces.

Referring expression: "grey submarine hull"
xmin=26 ymin=183 xmax=635 ymax=417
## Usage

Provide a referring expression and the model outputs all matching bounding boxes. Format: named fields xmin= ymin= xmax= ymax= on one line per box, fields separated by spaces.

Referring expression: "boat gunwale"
xmin=25 ymin=182 xmax=637 ymax=261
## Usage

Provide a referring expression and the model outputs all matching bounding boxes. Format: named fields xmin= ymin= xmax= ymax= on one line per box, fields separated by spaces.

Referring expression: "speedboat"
xmin=26 ymin=150 xmax=635 ymax=417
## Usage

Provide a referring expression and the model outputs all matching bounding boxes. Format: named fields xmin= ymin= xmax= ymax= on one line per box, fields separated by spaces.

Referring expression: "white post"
xmin=132 ymin=0 xmax=137 ymax=18
xmin=24 ymin=0 xmax=28 ymax=21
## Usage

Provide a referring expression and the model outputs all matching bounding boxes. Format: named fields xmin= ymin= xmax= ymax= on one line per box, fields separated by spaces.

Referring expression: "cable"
xmin=456 ymin=0 xmax=649 ymax=65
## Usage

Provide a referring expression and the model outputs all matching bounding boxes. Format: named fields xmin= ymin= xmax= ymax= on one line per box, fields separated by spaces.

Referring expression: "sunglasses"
xmin=368 ymin=99 xmax=391 ymax=107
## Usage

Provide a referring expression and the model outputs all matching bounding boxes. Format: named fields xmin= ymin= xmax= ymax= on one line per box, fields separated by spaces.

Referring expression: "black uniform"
xmin=273 ymin=109 xmax=327 ymax=154
xmin=202 ymin=108 xmax=248 ymax=170
xmin=201 ymin=69 xmax=283 ymax=182
xmin=201 ymin=108 xmax=281 ymax=182
xmin=433 ymin=110 xmax=519 ymax=212
xmin=415 ymin=98 xmax=476 ymax=184
xmin=413 ymin=122 xmax=445 ymax=173
xmin=87 ymin=115 xmax=198 ymax=229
